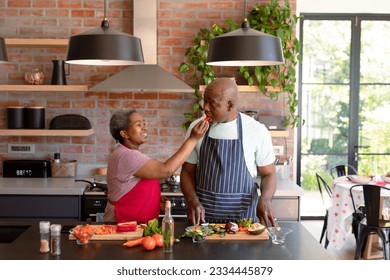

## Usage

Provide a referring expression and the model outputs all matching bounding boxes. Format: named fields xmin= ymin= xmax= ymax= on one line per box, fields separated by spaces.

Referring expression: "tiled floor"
xmin=301 ymin=220 xmax=356 ymax=260
xmin=300 ymin=190 xmax=388 ymax=260
xmin=300 ymin=190 xmax=356 ymax=259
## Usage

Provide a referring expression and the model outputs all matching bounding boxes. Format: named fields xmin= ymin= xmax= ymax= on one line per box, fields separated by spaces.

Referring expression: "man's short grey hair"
xmin=110 ymin=109 xmax=137 ymax=143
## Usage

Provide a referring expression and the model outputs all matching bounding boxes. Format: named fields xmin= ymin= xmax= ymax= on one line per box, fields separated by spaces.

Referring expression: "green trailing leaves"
xmin=179 ymin=0 xmax=303 ymax=128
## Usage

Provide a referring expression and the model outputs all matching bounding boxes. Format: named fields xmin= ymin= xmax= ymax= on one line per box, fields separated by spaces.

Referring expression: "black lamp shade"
xmin=0 ymin=37 xmax=8 ymax=62
xmin=206 ymin=27 xmax=284 ymax=66
xmin=66 ymin=27 xmax=144 ymax=66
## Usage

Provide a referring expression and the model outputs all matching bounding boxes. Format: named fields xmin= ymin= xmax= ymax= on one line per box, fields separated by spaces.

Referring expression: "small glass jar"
xmin=25 ymin=69 xmax=45 ymax=85
xmin=50 ymin=224 xmax=62 ymax=256
xmin=39 ymin=221 xmax=50 ymax=253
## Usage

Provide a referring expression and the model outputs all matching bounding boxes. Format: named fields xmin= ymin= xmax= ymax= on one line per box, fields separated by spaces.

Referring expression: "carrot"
xmin=123 ymin=237 xmax=145 ymax=247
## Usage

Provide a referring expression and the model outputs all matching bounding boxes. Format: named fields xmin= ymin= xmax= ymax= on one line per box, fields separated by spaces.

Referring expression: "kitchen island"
xmin=0 ymin=220 xmax=333 ymax=260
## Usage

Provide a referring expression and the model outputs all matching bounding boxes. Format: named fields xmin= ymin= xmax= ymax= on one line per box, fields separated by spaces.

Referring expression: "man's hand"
xmin=186 ymin=197 xmax=205 ymax=226
xmin=257 ymin=197 xmax=277 ymax=227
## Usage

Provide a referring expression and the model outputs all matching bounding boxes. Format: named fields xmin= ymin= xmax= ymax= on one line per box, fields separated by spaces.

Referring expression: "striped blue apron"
xmin=196 ymin=113 xmax=258 ymax=223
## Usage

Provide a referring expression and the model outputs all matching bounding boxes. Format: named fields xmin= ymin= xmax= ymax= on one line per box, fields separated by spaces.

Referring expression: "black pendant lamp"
xmin=66 ymin=0 xmax=144 ymax=66
xmin=206 ymin=0 xmax=284 ymax=67
xmin=0 ymin=37 xmax=8 ymax=63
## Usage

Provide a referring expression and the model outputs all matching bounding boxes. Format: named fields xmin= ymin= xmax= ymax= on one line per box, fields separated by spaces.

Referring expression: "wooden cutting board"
xmin=68 ymin=225 xmax=144 ymax=241
xmin=207 ymin=230 xmax=269 ymax=240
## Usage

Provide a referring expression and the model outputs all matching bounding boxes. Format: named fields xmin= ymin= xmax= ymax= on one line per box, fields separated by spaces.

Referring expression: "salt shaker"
xmin=50 ymin=224 xmax=62 ymax=256
xmin=54 ymin=153 xmax=61 ymax=163
xmin=39 ymin=221 xmax=50 ymax=253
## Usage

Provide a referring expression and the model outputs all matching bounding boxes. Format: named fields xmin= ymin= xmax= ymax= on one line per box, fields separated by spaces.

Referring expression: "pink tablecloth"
xmin=327 ymin=177 xmax=390 ymax=250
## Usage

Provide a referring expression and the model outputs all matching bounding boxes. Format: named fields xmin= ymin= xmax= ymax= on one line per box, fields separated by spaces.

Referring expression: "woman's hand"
xmin=189 ymin=119 xmax=209 ymax=140
xmin=160 ymin=195 xmax=168 ymax=211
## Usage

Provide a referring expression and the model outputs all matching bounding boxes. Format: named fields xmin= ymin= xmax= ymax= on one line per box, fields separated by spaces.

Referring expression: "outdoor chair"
xmin=330 ymin=164 xmax=358 ymax=179
xmin=316 ymin=172 xmax=332 ymax=249
xmin=350 ymin=184 xmax=390 ymax=260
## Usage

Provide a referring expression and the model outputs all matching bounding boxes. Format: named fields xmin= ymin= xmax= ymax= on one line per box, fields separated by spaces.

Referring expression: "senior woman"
xmin=103 ymin=109 xmax=209 ymax=223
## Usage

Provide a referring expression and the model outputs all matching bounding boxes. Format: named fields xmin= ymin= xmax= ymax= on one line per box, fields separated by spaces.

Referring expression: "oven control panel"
xmin=160 ymin=196 xmax=187 ymax=218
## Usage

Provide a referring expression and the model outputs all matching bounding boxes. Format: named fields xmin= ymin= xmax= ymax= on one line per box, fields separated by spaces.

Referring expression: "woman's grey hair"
xmin=109 ymin=109 xmax=137 ymax=143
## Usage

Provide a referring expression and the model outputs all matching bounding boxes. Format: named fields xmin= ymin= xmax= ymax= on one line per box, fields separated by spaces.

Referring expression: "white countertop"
xmin=0 ymin=177 xmax=87 ymax=195
xmin=0 ymin=177 xmax=303 ymax=197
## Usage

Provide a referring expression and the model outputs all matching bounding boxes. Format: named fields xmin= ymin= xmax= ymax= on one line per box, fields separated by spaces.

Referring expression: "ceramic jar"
xmin=25 ymin=69 xmax=45 ymax=85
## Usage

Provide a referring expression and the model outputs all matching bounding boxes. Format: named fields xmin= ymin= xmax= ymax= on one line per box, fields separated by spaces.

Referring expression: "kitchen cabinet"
xmin=272 ymin=197 xmax=300 ymax=221
xmin=0 ymin=195 xmax=81 ymax=220
xmin=257 ymin=178 xmax=303 ymax=221
xmin=0 ymin=178 xmax=84 ymax=220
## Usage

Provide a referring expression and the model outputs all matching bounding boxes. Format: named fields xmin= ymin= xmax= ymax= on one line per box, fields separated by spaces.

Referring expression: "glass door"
xmin=354 ymin=19 xmax=390 ymax=175
xmin=298 ymin=15 xmax=390 ymax=217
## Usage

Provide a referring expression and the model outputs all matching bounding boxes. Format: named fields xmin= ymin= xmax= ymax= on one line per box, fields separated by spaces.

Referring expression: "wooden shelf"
xmin=199 ymin=85 xmax=281 ymax=92
xmin=269 ymin=130 xmax=289 ymax=138
xmin=4 ymin=38 xmax=68 ymax=47
xmin=0 ymin=129 xmax=94 ymax=137
xmin=1 ymin=38 xmax=93 ymax=138
xmin=0 ymin=85 xmax=89 ymax=92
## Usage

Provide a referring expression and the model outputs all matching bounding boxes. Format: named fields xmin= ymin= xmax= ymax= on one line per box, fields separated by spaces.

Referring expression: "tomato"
xmin=141 ymin=236 xmax=156 ymax=251
xmin=152 ymin=233 xmax=164 ymax=247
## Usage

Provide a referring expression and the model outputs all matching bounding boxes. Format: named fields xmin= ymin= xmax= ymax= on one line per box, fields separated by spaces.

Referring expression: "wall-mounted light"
xmin=206 ymin=0 xmax=284 ymax=66
xmin=0 ymin=37 xmax=8 ymax=63
xmin=66 ymin=0 xmax=144 ymax=66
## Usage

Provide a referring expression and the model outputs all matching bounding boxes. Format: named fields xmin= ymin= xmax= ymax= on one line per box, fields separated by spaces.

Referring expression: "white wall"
xmin=297 ymin=0 xmax=390 ymax=13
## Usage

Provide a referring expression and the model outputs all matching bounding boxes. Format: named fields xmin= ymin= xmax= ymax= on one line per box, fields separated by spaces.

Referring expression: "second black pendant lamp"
xmin=206 ymin=0 xmax=284 ymax=67
xmin=66 ymin=0 xmax=144 ymax=66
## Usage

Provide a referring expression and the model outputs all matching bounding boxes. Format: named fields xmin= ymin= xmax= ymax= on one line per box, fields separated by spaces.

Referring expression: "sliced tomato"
xmin=117 ymin=221 xmax=137 ymax=232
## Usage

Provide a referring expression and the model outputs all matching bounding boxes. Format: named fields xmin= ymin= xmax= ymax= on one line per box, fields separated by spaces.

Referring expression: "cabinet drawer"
xmin=0 ymin=195 xmax=81 ymax=219
xmin=272 ymin=197 xmax=300 ymax=221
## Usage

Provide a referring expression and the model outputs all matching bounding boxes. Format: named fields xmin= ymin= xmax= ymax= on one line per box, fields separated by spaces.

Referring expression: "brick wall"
xmin=0 ymin=0 xmax=295 ymax=170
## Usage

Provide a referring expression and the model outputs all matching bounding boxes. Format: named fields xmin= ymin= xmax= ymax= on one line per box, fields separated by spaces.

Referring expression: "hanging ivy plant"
xmin=179 ymin=0 xmax=302 ymax=129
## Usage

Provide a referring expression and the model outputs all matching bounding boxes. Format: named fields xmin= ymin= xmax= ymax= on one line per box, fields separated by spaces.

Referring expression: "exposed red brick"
xmin=134 ymin=92 xmax=158 ymax=100
xmin=159 ymin=20 xmax=182 ymax=28
xmin=109 ymin=92 xmax=134 ymax=100
xmin=210 ymin=2 xmax=234 ymax=10
xmin=8 ymin=0 xmax=31 ymax=7
xmin=71 ymin=10 xmax=95 ymax=18
xmin=184 ymin=2 xmax=208 ymax=9
xmin=58 ymin=0 xmax=81 ymax=9
xmin=71 ymin=100 xmax=96 ymax=108
xmin=0 ymin=0 xmax=296 ymax=164
xmin=46 ymin=101 xmax=71 ymax=108
xmin=33 ymin=0 xmax=56 ymax=8
xmin=159 ymin=38 xmax=183 ymax=46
